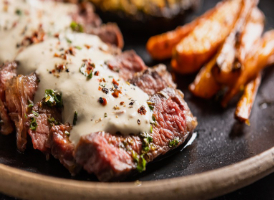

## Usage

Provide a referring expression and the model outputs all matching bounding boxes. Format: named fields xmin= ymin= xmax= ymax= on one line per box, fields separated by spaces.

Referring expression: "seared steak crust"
xmin=71 ymin=1 xmax=124 ymax=48
xmin=0 ymin=62 xmax=17 ymax=135
xmin=28 ymin=103 xmax=62 ymax=154
xmin=75 ymin=87 xmax=197 ymax=181
xmin=107 ymin=50 xmax=147 ymax=80
xmin=5 ymin=73 xmax=38 ymax=151
xmin=50 ymin=124 xmax=80 ymax=175
xmin=130 ymin=64 xmax=176 ymax=96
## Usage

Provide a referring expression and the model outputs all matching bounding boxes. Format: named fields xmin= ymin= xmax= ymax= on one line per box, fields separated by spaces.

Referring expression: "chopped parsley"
xmin=132 ymin=151 xmax=147 ymax=173
xmin=140 ymin=132 xmax=153 ymax=153
xmin=148 ymin=105 xmax=154 ymax=111
xmin=168 ymin=137 xmax=180 ymax=148
xmin=27 ymin=100 xmax=34 ymax=108
xmin=66 ymin=37 xmax=72 ymax=44
xmin=79 ymin=63 xmax=93 ymax=80
xmin=70 ymin=21 xmax=84 ymax=33
xmin=48 ymin=117 xmax=59 ymax=125
xmin=15 ymin=9 xmax=22 ymax=16
xmin=136 ymin=155 xmax=147 ymax=173
xmin=147 ymin=101 xmax=155 ymax=111
xmin=43 ymin=89 xmax=63 ymax=107
xmin=75 ymin=46 xmax=82 ymax=50
xmin=73 ymin=111 xmax=78 ymax=125
xmin=30 ymin=117 xmax=37 ymax=131
xmin=32 ymin=111 xmax=39 ymax=117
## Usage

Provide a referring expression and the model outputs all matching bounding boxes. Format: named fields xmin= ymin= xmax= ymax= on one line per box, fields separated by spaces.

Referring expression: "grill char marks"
xmin=130 ymin=64 xmax=176 ymax=96
xmin=75 ymin=87 xmax=197 ymax=181
xmin=0 ymin=62 xmax=17 ymax=135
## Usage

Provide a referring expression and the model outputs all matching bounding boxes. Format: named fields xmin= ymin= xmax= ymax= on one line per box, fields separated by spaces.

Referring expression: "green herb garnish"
xmin=48 ymin=117 xmax=59 ymax=125
xmin=66 ymin=37 xmax=72 ymax=44
xmin=73 ymin=111 xmax=78 ymax=125
xmin=132 ymin=151 xmax=147 ymax=173
xmin=27 ymin=100 xmax=34 ymax=108
xmin=70 ymin=21 xmax=84 ymax=33
xmin=43 ymin=89 xmax=63 ymax=107
xmin=140 ymin=132 xmax=153 ymax=153
xmin=30 ymin=117 xmax=37 ymax=131
xmin=75 ymin=46 xmax=82 ymax=50
xmin=168 ymin=137 xmax=180 ymax=148
xmin=15 ymin=9 xmax=22 ymax=16
xmin=147 ymin=101 xmax=155 ymax=111
xmin=136 ymin=155 xmax=146 ymax=173
xmin=32 ymin=111 xmax=39 ymax=117
xmin=79 ymin=63 xmax=93 ymax=80
xmin=104 ymin=113 xmax=107 ymax=118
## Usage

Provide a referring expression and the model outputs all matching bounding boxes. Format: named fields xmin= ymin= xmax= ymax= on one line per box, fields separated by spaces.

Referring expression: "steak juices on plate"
xmin=0 ymin=0 xmax=197 ymax=181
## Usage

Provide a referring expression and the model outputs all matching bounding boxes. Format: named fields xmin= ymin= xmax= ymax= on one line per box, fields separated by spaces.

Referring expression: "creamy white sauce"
xmin=0 ymin=0 xmax=77 ymax=62
xmin=16 ymin=33 xmax=152 ymax=144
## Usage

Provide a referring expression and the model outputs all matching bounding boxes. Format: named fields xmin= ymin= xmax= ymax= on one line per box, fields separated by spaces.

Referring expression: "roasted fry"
xmin=212 ymin=6 xmax=264 ymax=85
xmin=171 ymin=0 xmax=243 ymax=74
xmin=146 ymin=7 xmax=216 ymax=60
xmin=189 ymin=54 xmax=221 ymax=99
xmin=222 ymin=30 xmax=274 ymax=107
xmin=235 ymin=73 xmax=261 ymax=124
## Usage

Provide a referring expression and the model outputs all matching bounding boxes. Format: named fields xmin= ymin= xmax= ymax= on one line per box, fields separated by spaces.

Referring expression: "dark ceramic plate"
xmin=0 ymin=0 xmax=274 ymax=199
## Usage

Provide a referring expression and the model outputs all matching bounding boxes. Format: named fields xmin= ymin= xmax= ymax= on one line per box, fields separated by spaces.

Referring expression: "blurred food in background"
xmin=147 ymin=0 xmax=274 ymax=124
xmin=87 ymin=0 xmax=201 ymax=34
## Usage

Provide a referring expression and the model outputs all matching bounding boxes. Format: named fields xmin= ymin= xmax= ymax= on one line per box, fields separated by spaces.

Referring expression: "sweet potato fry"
xmin=212 ymin=6 xmax=264 ymax=85
xmin=189 ymin=54 xmax=221 ymax=99
xmin=222 ymin=30 xmax=274 ymax=107
xmin=146 ymin=6 xmax=216 ymax=60
xmin=236 ymin=7 xmax=264 ymax=66
xmin=235 ymin=73 xmax=261 ymax=124
xmin=171 ymin=0 xmax=243 ymax=74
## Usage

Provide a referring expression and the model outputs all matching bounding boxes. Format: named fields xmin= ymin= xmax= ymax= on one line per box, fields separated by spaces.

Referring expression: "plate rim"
xmin=0 ymin=146 xmax=274 ymax=200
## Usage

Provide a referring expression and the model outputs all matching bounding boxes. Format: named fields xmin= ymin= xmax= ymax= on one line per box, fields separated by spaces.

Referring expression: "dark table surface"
xmin=1 ymin=0 xmax=274 ymax=199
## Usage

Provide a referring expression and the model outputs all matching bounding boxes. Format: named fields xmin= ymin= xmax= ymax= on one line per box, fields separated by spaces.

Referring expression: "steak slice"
xmin=5 ymin=73 xmax=38 ymax=151
xmin=0 ymin=62 xmax=17 ymax=135
xmin=87 ymin=23 xmax=124 ymax=49
xmin=28 ymin=103 xmax=62 ymax=154
xmin=107 ymin=50 xmax=147 ymax=81
xmin=50 ymin=124 xmax=80 ymax=175
xmin=130 ymin=64 xmax=176 ymax=96
xmin=75 ymin=87 xmax=197 ymax=181
xmin=71 ymin=2 xmax=124 ymax=48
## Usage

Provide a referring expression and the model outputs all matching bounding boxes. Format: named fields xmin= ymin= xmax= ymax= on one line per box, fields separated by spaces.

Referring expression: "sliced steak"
xmin=75 ymin=87 xmax=197 ymax=181
xmin=0 ymin=62 xmax=17 ymax=135
xmin=50 ymin=124 xmax=80 ymax=175
xmin=5 ymin=73 xmax=38 ymax=151
xmin=70 ymin=2 xmax=124 ymax=48
xmin=75 ymin=2 xmax=102 ymax=28
xmin=107 ymin=50 xmax=147 ymax=81
xmin=130 ymin=64 xmax=176 ymax=96
xmin=87 ymin=23 xmax=124 ymax=49
xmin=28 ymin=103 xmax=62 ymax=154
